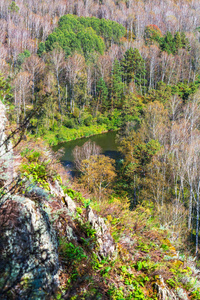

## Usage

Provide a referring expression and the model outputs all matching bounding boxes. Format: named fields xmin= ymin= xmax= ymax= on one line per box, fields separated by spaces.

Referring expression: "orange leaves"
xmin=80 ymin=154 xmax=116 ymax=200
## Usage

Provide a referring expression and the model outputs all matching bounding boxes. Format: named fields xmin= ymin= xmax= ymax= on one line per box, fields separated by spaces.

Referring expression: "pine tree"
xmin=121 ymin=48 xmax=135 ymax=84
xmin=160 ymin=32 xmax=176 ymax=54
xmin=174 ymin=32 xmax=182 ymax=53
xmin=96 ymin=77 xmax=108 ymax=112
xmin=110 ymin=59 xmax=123 ymax=110
xmin=132 ymin=48 xmax=147 ymax=92
xmin=180 ymin=32 xmax=190 ymax=51
xmin=121 ymin=48 xmax=146 ymax=92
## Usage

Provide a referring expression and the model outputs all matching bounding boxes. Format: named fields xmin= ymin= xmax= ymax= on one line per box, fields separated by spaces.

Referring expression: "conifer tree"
xmin=96 ymin=77 xmax=108 ymax=112
xmin=132 ymin=48 xmax=147 ymax=92
xmin=174 ymin=32 xmax=182 ymax=53
xmin=121 ymin=48 xmax=146 ymax=92
xmin=110 ymin=59 xmax=123 ymax=110
xmin=180 ymin=32 xmax=190 ymax=51
xmin=160 ymin=32 xmax=176 ymax=54
xmin=121 ymin=47 xmax=135 ymax=84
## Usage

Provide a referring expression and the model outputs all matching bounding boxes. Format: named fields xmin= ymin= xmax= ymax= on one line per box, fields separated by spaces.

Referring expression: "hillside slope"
xmin=1 ymin=101 xmax=200 ymax=299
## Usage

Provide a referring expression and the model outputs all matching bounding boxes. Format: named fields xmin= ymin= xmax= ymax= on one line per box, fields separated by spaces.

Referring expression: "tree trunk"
xmin=196 ymin=179 xmax=200 ymax=258
xmin=188 ymin=183 xmax=193 ymax=230
xmin=56 ymin=72 xmax=61 ymax=113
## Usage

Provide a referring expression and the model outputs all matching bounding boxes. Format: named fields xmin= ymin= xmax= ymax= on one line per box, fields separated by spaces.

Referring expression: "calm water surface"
xmin=53 ymin=131 xmax=121 ymax=176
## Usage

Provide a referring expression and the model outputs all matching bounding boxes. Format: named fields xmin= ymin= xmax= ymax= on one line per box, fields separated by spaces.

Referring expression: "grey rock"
xmin=0 ymin=195 xmax=59 ymax=299
xmin=155 ymin=276 xmax=179 ymax=300
xmin=0 ymin=101 xmax=13 ymax=185
xmin=65 ymin=194 xmax=76 ymax=214
xmin=66 ymin=225 xmax=77 ymax=241
xmin=48 ymin=180 xmax=64 ymax=198
xmin=86 ymin=206 xmax=115 ymax=258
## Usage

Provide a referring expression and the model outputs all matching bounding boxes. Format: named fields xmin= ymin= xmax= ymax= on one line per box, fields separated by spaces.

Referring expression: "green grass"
xmin=40 ymin=124 xmax=109 ymax=146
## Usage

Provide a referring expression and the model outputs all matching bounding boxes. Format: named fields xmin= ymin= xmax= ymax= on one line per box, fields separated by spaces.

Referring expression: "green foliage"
xmin=100 ymin=266 xmax=111 ymax=276
xmin=40 ymin=123 xmax=108 ymax=146
xmin=159 ymin=31 xmax=190 ymax=54
xmin=59 ymin=239 xmax=87 ymax=264
xmin=160 ymin=31 xmax=176 ymax=54
xmin=122 ymin=93 xmax=144 ymax=125
xmin=161 ymin=243 xmax=169 ymax=251
xmin=180 ymin=32 xmax=190 ymax=50
xmin=146 ymin=80 xmax=200 ymax=105
xmin=145 ymin=27 xmax=190 ymax=54
xmin=91 ymin=253 xmax=104 ymax=269
xmin=37 ymin=42 xmax=46 ymax=57
xmin=20 ymin=149 xmax=60 ymax=190
xmin=76 ymin=207 xmax=83 ymax=215
xmin=0 ymin=74 xmax=12 ymax=103
xmin=63 ymin=187 xmax=86 ymax=203
xmin=166 ymin=278 xmax=177 ymax=288
xmin=83 ymin=198 xmax=91 ymax=208
xmin=174 ymin=32 xmax=182 ymax=51
xmin=21 ymin=149 xmax=41 ymax=162
xmin=96 ymin=77 xmax=109 ymax=112
xmin=121 ymin=48 xmax=147 ymax=91
xmin=21 ymin=161 xmax=50 ymax=190
xmin=121 ymin=48 xmax=135 ymax=84
xmin=146 ymin=82 xmax=172 ymax=104
xmin=171 ymin=81 xmax=200 ymax=101
xmin=135 ymin=260 xmax=149 ymax=271
xmin=40 ymin=15 xmax=125 ymax=58
xmin=191 ymin=290 xmax=200 ymax=300
xmin=110 ymin=59 xmax=124 ymax=110
xmin=8 ymin=1 xmax=19 ymax=13
xmin=66 ymin=15 xmax=126 ymax=45
xmin=144 ymin=25 xmax=163 ymax=44
xmin=108 ymin=281 xmax=150 ymax=299
xmin=132 ymin=139 xmax=161 ymax=167
xmin=80 ymin=221 xmax=96 ymax=238
xmin=137 ymin=241 xmax=151 ymax=253
xmin=16 ymin=50 xmax=31 ymax=69
xmin=107 ymin=109 xmax=123 ymax=130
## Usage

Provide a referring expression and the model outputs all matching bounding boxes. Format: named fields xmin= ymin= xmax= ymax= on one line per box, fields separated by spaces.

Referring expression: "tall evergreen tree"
xmin=121 ymin=47 xmax=135 ymax=84
xmin=96 ymin=77 xmax=108 ymax=112
xmin=132 ymin=48 xmax=147 ymax=92
xmin=180 ymin=32 xmax=190 ymax=51
xmin=174 ymin=32 xmax=182 ymax=53
xmin=160 ymin=31 xmax=176 ymax=54
xmin=110 ymin=59 xmax=123 ymax=110
xmin=121 ymin=48 xmax=146 ymax=92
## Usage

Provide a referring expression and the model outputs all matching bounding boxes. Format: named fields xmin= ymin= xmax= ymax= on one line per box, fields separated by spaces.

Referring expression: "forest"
xmin=1 ymin=0 xmax=200 ymax=299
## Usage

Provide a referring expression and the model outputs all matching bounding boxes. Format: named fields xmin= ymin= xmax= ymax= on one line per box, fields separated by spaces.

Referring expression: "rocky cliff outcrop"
xmin=0 ymin=100 xmax=195 ymax=300
xmin=0 ymin=100 xmax=116 ymax=298
xmin=0 ymin=195 xmax=59 ymax=299
xmin=0 ymin=102 xmax=60 ymax=299
xmin=86 ymin=206 xmax=115 ymax=258
xmin=0 ymin=101 xmax=13 ymax=186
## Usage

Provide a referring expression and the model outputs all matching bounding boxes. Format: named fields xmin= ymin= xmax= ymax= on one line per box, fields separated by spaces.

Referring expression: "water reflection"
xmin=52 ymin=131 xmax=121 ymax=177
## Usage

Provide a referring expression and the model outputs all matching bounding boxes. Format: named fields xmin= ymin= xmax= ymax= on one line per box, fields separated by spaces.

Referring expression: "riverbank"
xmin=52 ymin=130 xmax=120 ymax=175
xmin=35 ymin=123 xmax=119 ymax=146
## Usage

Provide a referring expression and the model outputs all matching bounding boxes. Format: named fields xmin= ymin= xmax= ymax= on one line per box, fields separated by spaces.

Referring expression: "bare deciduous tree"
xmin=73 ymin=140 xmax=102 ymax=172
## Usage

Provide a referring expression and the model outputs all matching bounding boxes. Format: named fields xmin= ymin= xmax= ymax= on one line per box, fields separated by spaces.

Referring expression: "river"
xmin=53 ymin=131 xmax=121 ymax=176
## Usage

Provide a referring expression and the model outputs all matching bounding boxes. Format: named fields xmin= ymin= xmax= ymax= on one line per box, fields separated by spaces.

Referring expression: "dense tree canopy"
xmin=39 ymin=14 xmax=126 ymax=58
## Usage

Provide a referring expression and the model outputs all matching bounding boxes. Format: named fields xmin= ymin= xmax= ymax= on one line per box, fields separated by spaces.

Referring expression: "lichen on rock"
xmin=86 ymin=206 xmax=115 ymax=258
xmin=0 ymin=101 xmax=13 ymax=186
xmin=0 ymin=194 xmax=60 ymax=299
